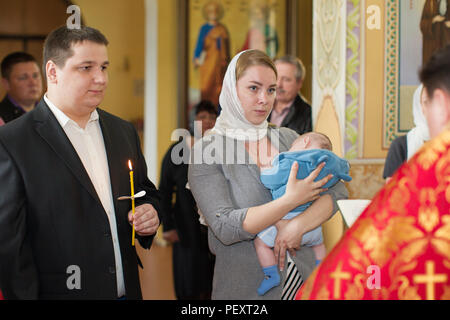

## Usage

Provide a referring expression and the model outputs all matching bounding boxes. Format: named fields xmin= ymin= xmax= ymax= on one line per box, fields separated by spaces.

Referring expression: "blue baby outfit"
xmin=258 ymin=149 xmax=352 ymax=247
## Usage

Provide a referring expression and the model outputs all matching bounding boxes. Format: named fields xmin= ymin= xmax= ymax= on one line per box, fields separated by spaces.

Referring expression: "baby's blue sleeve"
xmin=260 ymin=157 xmax=292 ymax=190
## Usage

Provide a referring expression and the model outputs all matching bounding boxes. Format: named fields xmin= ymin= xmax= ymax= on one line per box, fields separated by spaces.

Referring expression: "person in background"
xmin=159 ymin=100 xmax=217 ymax=300
xmin=269 ymin=55 xmax=312 ymax=135
xmin=383 ymin=84 xmax=430 ymax=182
xmin=295 ymin=44 xmax=450 ymax=300
xmin=0 ymin=52 xmax=42 ymax=125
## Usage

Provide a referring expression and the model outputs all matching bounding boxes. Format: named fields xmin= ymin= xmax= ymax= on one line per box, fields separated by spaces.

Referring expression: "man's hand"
xmin=445 ymin=20 xmax=450 ymax=28
xmin=128 ymin=203 xmax=160 ymax=236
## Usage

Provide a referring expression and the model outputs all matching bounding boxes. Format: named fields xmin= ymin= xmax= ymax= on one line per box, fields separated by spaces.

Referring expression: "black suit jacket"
xmin=271 ymin=94 xmax=312 ymax=135
xmin=0 ymin=96 xmax=26 ymax=124
xmin=0 ymin=99 xmax=160 ymax=299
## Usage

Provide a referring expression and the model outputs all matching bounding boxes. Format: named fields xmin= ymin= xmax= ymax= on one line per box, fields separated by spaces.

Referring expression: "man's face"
xmin=275 ymin=62 xmax=303 ymax=104
xmin=50 ymin=41 xmax=109 ymax=117
xmin=422 ymin=88 xmax=450 ymax=138
xmin=3 ymin=61 xmax=42 ymax=106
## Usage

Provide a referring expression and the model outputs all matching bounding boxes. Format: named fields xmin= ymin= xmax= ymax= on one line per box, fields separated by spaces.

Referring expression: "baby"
xmin=255 ymin=132 xmax=352 ymax=295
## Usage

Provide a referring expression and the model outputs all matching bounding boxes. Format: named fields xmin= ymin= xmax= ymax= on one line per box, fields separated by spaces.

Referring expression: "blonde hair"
xmin=235 ymin=49 xmax=277 ymax=81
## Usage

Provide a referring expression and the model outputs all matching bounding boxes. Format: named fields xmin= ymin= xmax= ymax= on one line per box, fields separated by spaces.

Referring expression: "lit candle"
xmin=128 ymin=160 xmax=136 ymax=246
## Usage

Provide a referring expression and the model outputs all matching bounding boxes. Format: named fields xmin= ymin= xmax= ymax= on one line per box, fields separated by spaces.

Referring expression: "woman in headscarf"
xmin=383 ymin=84 xmax=430 ymax=182
xmin=188 ymin=49 xmax=348 ymax=300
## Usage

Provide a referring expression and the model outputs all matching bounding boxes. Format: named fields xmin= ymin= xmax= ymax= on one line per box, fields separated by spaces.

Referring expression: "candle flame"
xmin=128 ymin=160 xmax=133 ymax=171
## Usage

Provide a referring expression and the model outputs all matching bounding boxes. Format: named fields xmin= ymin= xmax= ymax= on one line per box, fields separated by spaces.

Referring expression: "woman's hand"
xmin=273 ymin=218 xmax=304 ymax=271
xmin=283 ymin=161 xmax=332 ymax=209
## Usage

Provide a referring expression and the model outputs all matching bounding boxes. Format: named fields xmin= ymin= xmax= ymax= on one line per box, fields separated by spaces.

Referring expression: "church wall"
xmin=312 ymin=0 xmax=404 ymax=252
xmin=73 ymin=0 xmax=179 ymax=185
xmin=74 ymin=0 xmax=146 ymax=123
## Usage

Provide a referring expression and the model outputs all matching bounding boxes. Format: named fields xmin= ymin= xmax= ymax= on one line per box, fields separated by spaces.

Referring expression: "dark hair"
xmin=1 ymin=51 xmax=38 ymax=79
xmin=195 ymin=100 xmax=218 ymax=116
xmin=43 ymin=25 xmax=109 ymax=77
xmin=419 ymin=44 xmax=450 ymax=97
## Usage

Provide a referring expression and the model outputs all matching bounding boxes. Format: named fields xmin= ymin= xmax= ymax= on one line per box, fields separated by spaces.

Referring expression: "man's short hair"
xmin=419 ymin=44 xmax=450 ymax=97
xmin=43 ymin=25 xmax=109 ymax=77
xmin=195 ymin=100 xmax=218 ymax=116
xmin=1 ymin=51 xmax=38 ymax=79
xmin=274 ymin=55 xmax=306 ymax=82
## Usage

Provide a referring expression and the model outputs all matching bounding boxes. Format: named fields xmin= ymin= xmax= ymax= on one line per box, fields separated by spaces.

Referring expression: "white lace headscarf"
xmin=211 ymin=50 xmax=271 ymax=141
xmin=407 ymin=84 xmax=430 ymax=159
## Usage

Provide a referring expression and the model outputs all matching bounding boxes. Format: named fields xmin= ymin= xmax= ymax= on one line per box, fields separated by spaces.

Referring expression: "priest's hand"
xmin=128 ymin=203 xmax=160 ymax=236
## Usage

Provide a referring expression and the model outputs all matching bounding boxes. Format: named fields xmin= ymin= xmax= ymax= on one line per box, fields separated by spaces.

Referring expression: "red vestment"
xmin=296 ymin=128 xmax=450 ymax=300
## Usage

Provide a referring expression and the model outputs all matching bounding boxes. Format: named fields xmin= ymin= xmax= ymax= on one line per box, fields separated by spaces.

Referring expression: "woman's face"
xmin=236 ymin=65 xmax=277 ymax=125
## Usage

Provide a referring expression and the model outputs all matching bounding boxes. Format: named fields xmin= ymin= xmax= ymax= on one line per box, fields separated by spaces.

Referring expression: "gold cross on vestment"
xmin=330 ymin=261 xmax=351 ymax=299
xmin=413 ymin=260 xmax=447 ymax=300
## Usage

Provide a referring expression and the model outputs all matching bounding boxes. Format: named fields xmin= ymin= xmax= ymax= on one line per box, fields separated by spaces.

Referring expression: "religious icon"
xmin=193 ymin=0 xmax=231 ymax=107
xmin=240 ymin=1 xmax=279 ymax=59
xmin=186 ymin=0 xmax=289 ymax=129
xmin=420 ymin=0 xmax=450 ymax=65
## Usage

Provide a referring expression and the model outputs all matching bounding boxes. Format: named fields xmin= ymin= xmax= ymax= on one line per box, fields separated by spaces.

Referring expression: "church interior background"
xmin=0 ymin=0 xmax=434 ymax=299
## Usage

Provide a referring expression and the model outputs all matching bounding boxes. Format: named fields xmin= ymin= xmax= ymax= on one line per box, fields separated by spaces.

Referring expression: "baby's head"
xmin=290 ymin=132 xmax=332 ymax=152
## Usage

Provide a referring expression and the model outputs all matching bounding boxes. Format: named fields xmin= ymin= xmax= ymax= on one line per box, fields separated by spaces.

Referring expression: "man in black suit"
xmin=269 ymin=55 xmax=312 ymax=135
xmin=0 ymin=52 xmax=42 ymax=125
xmin=0 ymin=26 xmax=160 ymax=299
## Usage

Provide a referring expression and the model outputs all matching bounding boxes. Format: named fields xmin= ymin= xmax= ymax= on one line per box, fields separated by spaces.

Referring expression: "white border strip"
xmin=144 ymin=0 xmax=158 ymax=182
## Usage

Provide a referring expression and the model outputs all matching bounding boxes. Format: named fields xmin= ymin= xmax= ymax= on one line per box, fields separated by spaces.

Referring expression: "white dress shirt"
xmin=44 ymin=94 xmax=126 ymax=297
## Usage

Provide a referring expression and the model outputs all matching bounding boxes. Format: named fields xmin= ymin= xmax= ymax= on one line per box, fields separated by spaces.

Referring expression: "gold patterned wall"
xmin=346 ymin=163 xmax=385 ymax=199
xmin=313 ymin=0 xmax=347 ymax=252
xmin=313 ymin=0 xmax=391 ymax=251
